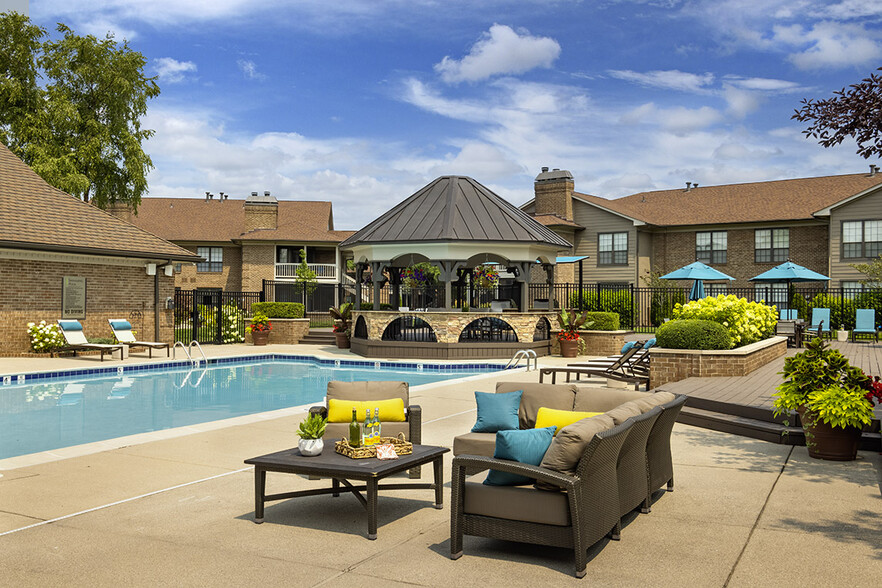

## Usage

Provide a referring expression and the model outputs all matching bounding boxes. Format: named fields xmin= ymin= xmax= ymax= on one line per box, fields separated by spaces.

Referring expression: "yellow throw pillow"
xmin=534 ymin=407 xmax=602 ymax=434
xmin=327 ymin=398 xmax=406 ymax=423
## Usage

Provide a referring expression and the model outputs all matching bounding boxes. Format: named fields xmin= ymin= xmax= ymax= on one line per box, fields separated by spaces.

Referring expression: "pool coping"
xmin=0 ymin=356 xmax=519 ymax=471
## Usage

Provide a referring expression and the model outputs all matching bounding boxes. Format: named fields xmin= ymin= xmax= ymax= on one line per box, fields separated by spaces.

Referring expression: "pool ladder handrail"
xmin=506 ymin=349 xmax=537 ymax=371
xmin=172 ymin=340 xmax=208 ymax=366
xmin=188 ymin=340 xmax=207 ymax=364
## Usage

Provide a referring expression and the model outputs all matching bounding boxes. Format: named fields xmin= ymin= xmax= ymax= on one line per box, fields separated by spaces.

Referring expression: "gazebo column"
xmin=371 ymin=261 xmax=389 ymax=310
xmin=436 ymin=260 xmax=465 ymax=311
xmin=354 ymin=263 xmax=365 ymax=310
xmin=512 ymin=261 xmax=534 ymax=312
xmin=544 ymin=264 xmax=556 ymax=311
xmin=389 ymin=269 xmax=401 ymax=309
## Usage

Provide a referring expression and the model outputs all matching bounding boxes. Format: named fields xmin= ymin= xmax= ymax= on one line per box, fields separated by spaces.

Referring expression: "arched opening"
xmin=458 ymin=317 xmax=518 ymax=343
xmin=533 ymin=317 xmax=551 ymax=341
xmin=353 ymin=316 xmax=368 ymax=339
xmin=381 ymin=316 xmax=437 ymax=342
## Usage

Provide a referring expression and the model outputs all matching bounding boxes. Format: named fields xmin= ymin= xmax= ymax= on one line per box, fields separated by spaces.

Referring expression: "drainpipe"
xmin=156 ymin=262 xmax=173 ymax=341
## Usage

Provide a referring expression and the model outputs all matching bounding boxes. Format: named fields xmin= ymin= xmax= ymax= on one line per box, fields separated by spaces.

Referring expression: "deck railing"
xmin=274 ymin=263 xmax=337 ymax=280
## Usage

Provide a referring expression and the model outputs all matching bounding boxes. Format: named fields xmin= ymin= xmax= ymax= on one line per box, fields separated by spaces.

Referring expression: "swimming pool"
xmin=0 ymin=355 xmax=506 ymax=461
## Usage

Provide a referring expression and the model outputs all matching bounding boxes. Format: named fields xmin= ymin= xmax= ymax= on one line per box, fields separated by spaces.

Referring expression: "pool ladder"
xmin=506 ymin=349 xmax=537 ymax=371
xmin=173 ymin=340 xmax=208 ymax=366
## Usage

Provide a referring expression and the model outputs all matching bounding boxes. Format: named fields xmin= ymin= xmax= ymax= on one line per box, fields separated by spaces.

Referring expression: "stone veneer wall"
xmin=649 ymin=336 xmax=787 ymax=388
xmin=550 ymin=330 xmax=628 ymax=356
xmin=243 ymin=318 xmax=310 ymax=345
xmin=354 ymin=311 xmax=555 ymax=344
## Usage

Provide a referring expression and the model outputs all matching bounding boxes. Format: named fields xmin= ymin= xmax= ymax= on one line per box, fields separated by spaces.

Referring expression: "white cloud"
xmin=723 ymin=76 xmax=802 ymax=92
xmin=237 ymin=59 xmax=266 ymax=80
xmin=778 ymin=22 xmax=882 ymax=69
xmin=607 ymin=69 xmax=715 ymax=93
xmin=618 ymin=103 xmax=723 ymax=132
xmin=153 ymin=57 xmax=197 ymax=83
xmin=434 ymin=24 xmax=561 ymax=83
xmin=722 ymin=84 xmax=761 ymax=118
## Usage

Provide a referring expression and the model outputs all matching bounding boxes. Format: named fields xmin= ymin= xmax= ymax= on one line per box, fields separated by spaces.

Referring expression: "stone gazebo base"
xmin=350 ymin=338 xmax=551 ymax=360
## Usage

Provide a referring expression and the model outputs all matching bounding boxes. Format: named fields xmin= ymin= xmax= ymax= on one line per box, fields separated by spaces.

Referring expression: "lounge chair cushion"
xmin=453 ymin=432 xmax=496 ymax=457
xmin=326 ymin=381 xmax=409 ymax=406
xmin=58 ymin=320 xmax=83 ymax=331
xmin=603 ymin=402 xmax=643 ymax=425
xmin=495 ymin=382 xmax=577 ymax=429
xmin=534 ymin=407 xmax=602 ymax=433
xmin=463 ymin=482 xmax=570 ymax=526
xmin=484 ymin=427 xmax=557 ymax=486
xmin=540 ymin=414 xmax=616 ymax=476
xmin=572 ymin=387 xmax=651 ymax=412
xmin=472 ymin=390 xmax=522 ymax=433
xmin=643 ymin=338 xmax=657 ymax=349
xmin=620 ymin=341 xmax=637 ymax=353
xmin=630 ymin=391 xmax=677 ymax=412
xmin=110 ymin=320 xmax=132 ymax=330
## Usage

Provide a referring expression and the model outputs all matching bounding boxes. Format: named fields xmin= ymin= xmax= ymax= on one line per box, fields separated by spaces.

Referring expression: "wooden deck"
xmin=660 ymin=339 xmax=882 ymax=447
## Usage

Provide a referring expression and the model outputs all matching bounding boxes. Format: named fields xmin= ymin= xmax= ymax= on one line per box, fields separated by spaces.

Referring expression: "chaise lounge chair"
xmin=852 ymin=309 xmax=879 ymax=342
xmin=108 ymin=319 xmax=170 ymax=358
xmin=540 ymin=346 xmax=651 ymax=390
xmin=57 ymin=320 xmax=125 ymax=362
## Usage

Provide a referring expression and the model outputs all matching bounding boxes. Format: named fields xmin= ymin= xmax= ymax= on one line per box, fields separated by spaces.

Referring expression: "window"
xmin=598 ymin=232 xmax=628 ymax=265
xmin=842 ymin=220 xmax=881 ymax=258
xmin=696 ymin=231 xmax=727 ymax=264
xmin=755 ymin=229 xmax=789 ymax=263
xmin=276 ymin=246 xmax=304 ymax=264
xmin=705 ymin=283 xmax=729 ymax=297
xmin=196 ymin=247 xmax=223 ymax=272
xmin=755 ymin=282 xmax=788 ymax=307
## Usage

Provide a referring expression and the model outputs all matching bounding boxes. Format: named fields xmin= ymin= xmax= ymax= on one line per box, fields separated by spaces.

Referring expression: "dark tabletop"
xmin=245 ymin=443 xmax=449 ymax=477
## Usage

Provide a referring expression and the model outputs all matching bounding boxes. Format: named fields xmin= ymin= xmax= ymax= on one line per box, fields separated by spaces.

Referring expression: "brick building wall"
xmin=241 ymin=243 xmax=275 ymax=292
xmin=0 ymin=257 xmax=175 ymax=355
xmin=649 ymin=223 xmax=829 ymax=286
xmin=175 ymin=245 xmax=243 ymax=290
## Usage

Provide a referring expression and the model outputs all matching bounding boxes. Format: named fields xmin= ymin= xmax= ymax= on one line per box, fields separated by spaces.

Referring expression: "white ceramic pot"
xmin=837 ymin=330 xmax=849 ymax=342
xmin=298 ymin=438 xmax=323 ymax=456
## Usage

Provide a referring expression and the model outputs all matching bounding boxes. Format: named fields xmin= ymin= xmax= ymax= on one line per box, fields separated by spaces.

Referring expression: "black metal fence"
xmin=174 ymin=290 xmax=264 ymax=344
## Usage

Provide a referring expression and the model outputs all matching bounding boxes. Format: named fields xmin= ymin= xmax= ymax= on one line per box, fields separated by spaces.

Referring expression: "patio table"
xmin=244 ymin=443 xmax=449 ymax=539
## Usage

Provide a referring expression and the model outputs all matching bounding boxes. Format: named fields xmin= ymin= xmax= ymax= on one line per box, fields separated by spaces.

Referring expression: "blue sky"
xmin=23 ymin=1 xmax=882 ymax=229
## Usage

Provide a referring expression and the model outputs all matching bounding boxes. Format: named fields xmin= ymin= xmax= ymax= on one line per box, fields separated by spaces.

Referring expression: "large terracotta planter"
xmin=798 ymin=405 xmax=863 ymax=461
xmin=559 ymin=338 xmax=580 ymax=358
xmin=335 ymin=332 xmax=351 ymax=349
xmin=252 ymin=331 xmax=270 ymax=346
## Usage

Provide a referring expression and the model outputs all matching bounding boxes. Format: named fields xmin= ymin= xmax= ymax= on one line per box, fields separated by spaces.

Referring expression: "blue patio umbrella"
xmin=748 ymin=261 xmax=829 ymax=284
xmin=660 ymin=262 xmax=735 ymax=301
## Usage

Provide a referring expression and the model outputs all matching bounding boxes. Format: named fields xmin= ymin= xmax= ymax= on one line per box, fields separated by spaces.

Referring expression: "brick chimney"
xmin=244 ymin=190 xmax=278 ymax=231
xmin=534 ymin=167 xmax=574 ymax=221
xmin=106 ymin=202 xmax=134 ymax=224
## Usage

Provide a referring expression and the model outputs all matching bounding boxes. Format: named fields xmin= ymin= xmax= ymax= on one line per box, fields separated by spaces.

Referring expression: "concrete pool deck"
xmin=0 ymin=344 xmax=880 ymax=586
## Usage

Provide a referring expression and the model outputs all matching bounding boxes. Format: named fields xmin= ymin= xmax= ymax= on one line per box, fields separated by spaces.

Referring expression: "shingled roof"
xmin=574 ymin=173 xmax=882 ymax=227
xmin=0 ymin=143 xmax=200 ymax=260
xmin=340 ymin=176 xmax=571 ymax=248
xmin=130 ymin=198 xmax=355 ymax=243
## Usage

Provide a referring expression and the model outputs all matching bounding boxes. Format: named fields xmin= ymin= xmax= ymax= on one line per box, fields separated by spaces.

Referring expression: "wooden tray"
xmin=335 ymin=432 xmax=412 ymax=459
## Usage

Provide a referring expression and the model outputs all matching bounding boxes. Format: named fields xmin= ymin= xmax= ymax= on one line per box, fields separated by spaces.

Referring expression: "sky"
xmin=19 ymin=0 xmax=882 ymax=230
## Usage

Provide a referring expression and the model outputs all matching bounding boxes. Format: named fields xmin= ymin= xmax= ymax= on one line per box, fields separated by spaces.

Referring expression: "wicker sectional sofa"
xmin=450 ymin=382 xmax=686 ymax=577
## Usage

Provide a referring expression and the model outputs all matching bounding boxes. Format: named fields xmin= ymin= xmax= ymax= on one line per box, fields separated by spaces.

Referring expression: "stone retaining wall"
xmin=649 ymin=336 xmax=787 ymax=388
xmin=353 ymin=311 xmax=555 ymax=344
xmin=244 ymin=318 xmax=310 ymax=345
xmin=550 ymin=330 xmax=629 ymax=357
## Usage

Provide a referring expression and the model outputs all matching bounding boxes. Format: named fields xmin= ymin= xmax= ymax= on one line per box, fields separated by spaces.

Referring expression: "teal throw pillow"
xmin=643 ymin=338 xmax=657 ymax=349
xmin=484 ymin=427 xmax=557 ymax=486
xmin=620 ymin=341 xmax=636 ymax=354
xmin=471 ymin=390 xmax=523 ymax=433
xmin=110 ymin=320 xmax=132 ymax=330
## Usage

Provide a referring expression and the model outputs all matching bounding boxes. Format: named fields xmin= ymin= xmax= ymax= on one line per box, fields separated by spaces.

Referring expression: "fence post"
xmin=630 ymin=283 xmax=635 ymax=331
xmin=190 ymin=290 xmax=198 ymax=344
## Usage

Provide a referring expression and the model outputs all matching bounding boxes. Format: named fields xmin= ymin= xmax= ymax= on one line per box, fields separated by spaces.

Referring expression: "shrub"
xmin=568 ymin=290 xmax=635 ymax=328
xmin=251 ymin=302 xmax=305 ymax=318
xmin=656 ymin=319 xmax=731 ymax=350
xmin=673 ymin=295 xmax=777 ymax=348
xmin=357 ymin=303 xmax=394 ymax=310
xmin=582 ymin=311 xmax=619 ymax=331
xmin=197 ymin=303 xmax=245 ymax=343
xmin=27 ymin=321 xmax=65 ymax=352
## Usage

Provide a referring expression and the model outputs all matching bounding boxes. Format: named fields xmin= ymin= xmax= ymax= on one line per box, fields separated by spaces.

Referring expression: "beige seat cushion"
xmin=540 ymin=414 xmax=616 ymax=476
xmin=324 ymin=421 xmax=409 ymax=443
xmin=495 ymin=382 xmax=577 ymax=429
xmin=572 ymin=387 xmax=651 ymax=412
xmin=463 ymin=482 xmax=570 ymax=526
xmin=630 ymin=391 xmax=677 ymax=412
xmin=326 ymin=381 xmax=409 ymax=406
xmin=603 ymin=402 xmax=643 ymax=425
xmin=452 ymin=432 xmax=496 ymax=457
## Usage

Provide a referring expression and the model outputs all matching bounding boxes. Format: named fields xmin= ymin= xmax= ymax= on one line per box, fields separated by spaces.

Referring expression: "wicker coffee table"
xmin=244 ymin=444 xmax=449 ymax=539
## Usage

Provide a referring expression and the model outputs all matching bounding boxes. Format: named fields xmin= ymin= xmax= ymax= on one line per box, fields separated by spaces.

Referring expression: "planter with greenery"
xmin=246 ymin=312 xmax=272 ymax=345
xmin=329 ymin=302 xmax=353 ymax=348
xmin=656 ymin=319 xmax=731 ymax=350
xmin=774 ymin=337 xmax=877 ymax=460
xmin=297 ymin=413 xmax=328 ymax=456
xmin=555 ymin=308 xmax=592 ymax=358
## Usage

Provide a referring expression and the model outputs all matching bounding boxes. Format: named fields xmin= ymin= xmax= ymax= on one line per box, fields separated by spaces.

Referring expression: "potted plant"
xmin=329 ymin=302 xmax=352 ymax=348
xmin=555 ymin=308 xmax=592 ymax=358
xmin=836 ymin=323 xmax=849 ymax=342
xmin=297 ymin=413 xmax=327 ymax=456
xmin=246 ymin=312 xmax=272 ymax=346
xmin=773 ymin=337 xmax=875 ymax=460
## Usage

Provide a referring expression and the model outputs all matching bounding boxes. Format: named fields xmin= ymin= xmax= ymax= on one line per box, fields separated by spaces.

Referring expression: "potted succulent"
xmin=774 ymin=337 xmax=876 ymax=460
xmin=329 ymin=302 xmax=352 ymax=348
xmin=246 ymin=312 xmax=272 ymax=346
xmin=297 ymin=413 xmax=328 ymax=456
xmin=555 ymin=308 xmax=592 ymax=358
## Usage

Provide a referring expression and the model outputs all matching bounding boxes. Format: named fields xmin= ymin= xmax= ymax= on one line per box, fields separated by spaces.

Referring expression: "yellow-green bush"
xmin=672 ymin=295 xmax=777 ymax=348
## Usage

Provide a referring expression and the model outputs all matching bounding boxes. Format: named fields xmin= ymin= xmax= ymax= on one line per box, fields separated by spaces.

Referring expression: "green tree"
xmin=850 ymin=255 xmax=882 ymax=286
xmin=295 ymin=248 xmax=318 ymax=295
xmin=0 ymin=13 xmax=159 ymax=209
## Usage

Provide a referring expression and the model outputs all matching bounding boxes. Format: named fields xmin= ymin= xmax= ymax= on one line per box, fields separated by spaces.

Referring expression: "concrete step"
xmin=299 ymin=331 xmax=336 ymax=345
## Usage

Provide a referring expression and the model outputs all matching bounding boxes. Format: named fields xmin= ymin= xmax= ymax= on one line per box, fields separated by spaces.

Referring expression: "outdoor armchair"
xmin=450 ymin=419 xmax=634 ymax=578
xmin=852 ymin=309 xmax=879 ymax=342
xmin=646 ymin=394 xmax=687 ymax=495
xmin=57 ymin=320 xmax=125 ymax=362
xmin=809 ymin=308 xmax=831 ymax=338
xmin=108 ymin=319 xmax=170 ymax=358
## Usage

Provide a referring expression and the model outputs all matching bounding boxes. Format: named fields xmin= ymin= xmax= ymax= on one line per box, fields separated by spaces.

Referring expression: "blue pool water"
xmin=0 ymin=356 xmax=503 ymax=460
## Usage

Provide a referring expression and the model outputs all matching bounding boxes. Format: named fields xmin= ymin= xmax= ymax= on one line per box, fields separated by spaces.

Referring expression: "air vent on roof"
xmin=870 ymin=164 xmax=878 ymax=177
xmin=685 ymin=182 xmax=692 ymax=191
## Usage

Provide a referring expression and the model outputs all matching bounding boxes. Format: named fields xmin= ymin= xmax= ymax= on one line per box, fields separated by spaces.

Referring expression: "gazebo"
xmin=339 ymin=175 xmax=572 ymax=359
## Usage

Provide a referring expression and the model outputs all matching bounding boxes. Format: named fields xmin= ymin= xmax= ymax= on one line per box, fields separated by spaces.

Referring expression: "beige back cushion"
xmin=539 ymin=414 xmax=616 ymax=476
xmin=573 ymin=387 xmax=651 ymax=412
xmin=603 ymin=402 xmax=643 ymax=425
xmin=326 ymin=381 xmax=409 ymax=406
xmin=630 ymin=391 xmax=677 ymax=412
xmin=495 ymin=381 xmax=577 ymax=429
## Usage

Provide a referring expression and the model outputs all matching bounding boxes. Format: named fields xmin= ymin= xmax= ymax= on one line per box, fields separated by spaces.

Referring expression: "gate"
xmin=174 ymin=289 xmax=263 ymax=344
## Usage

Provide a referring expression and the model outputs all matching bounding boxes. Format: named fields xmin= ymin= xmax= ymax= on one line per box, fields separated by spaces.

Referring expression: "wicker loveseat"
xmin=450 ymin=382 xmax=686 ymax=577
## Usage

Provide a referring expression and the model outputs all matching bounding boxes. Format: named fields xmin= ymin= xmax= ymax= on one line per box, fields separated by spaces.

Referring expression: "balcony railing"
xmin=275 ymin=263 xmax=337 ymax=280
